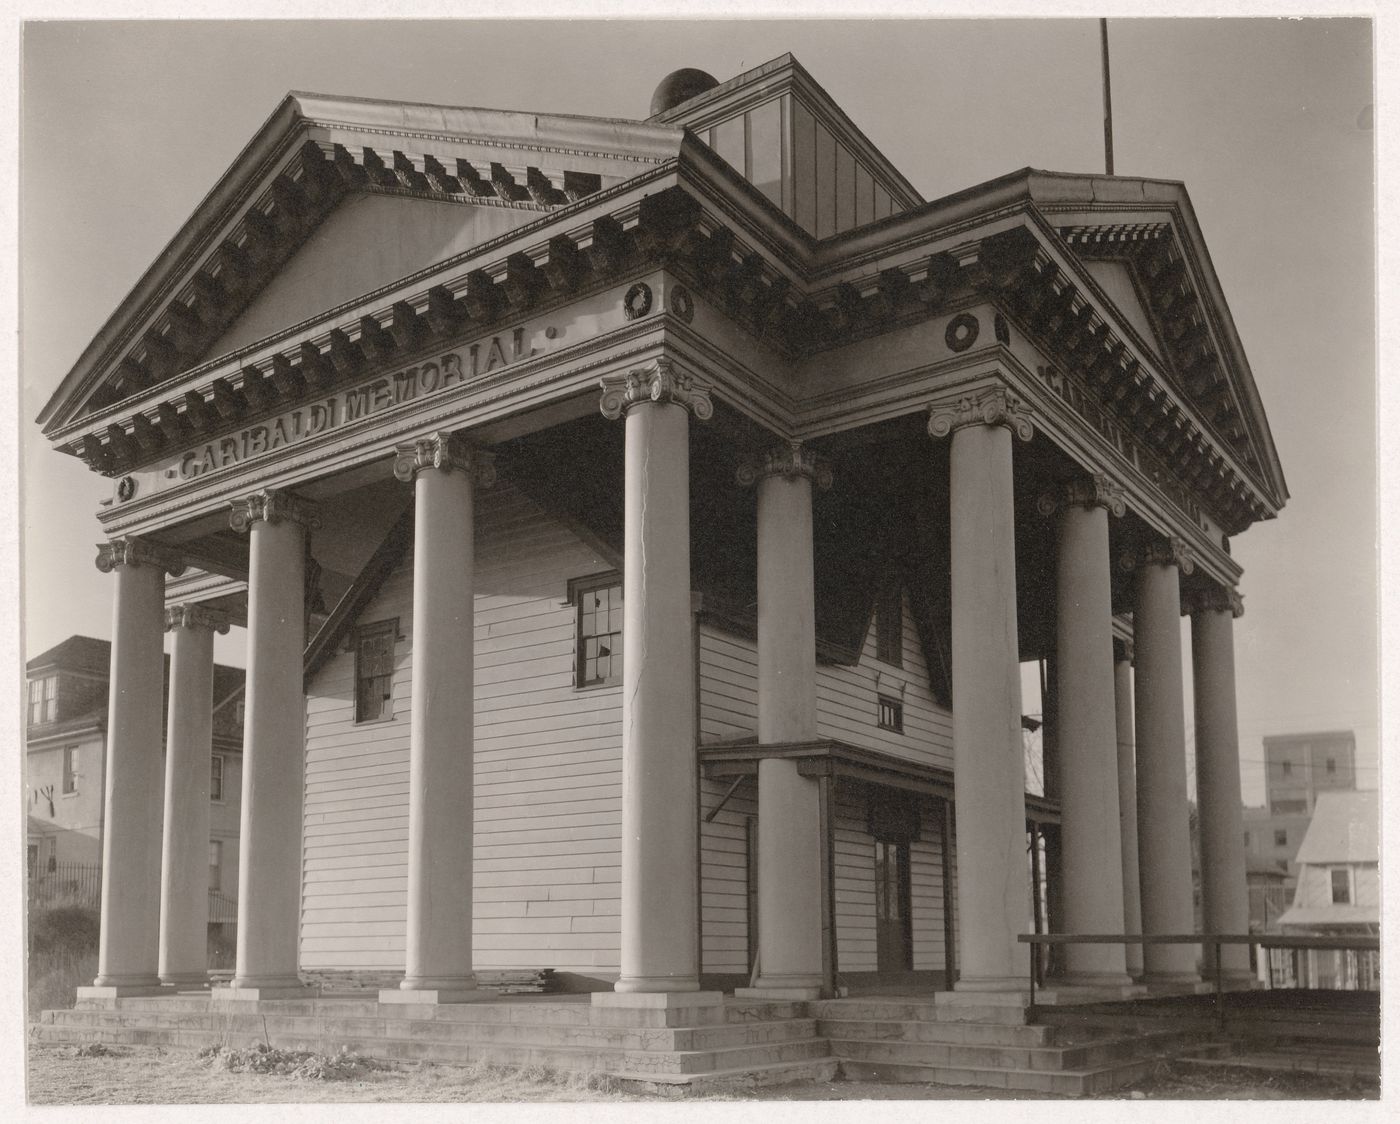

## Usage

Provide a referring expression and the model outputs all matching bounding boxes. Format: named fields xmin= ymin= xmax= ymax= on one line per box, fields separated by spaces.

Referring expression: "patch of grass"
xmin=199 ymin=1044 xmax=389 ymax=1081
xmin=28 ymin=902 xmax=101 ymax=1020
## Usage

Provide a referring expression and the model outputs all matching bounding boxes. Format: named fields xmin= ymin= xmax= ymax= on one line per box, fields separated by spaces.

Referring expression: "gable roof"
xmin=1293 ymin=790 xmax=1378 ymax=865
xmin=27 ymin=635 xmax=112 ymax=677
xmin=37 ymin=92 xmax=686 ymax=433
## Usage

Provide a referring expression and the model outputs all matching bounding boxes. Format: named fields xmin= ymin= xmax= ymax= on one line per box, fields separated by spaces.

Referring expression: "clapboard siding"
xmin=816 ymin=591 xmax=953 ymax=769
xmin=301 ymin=481 xmax=622 ymax=973
xmin=833 ymin=791 xmax=877 ymax=973
xmin=700 ymin=775 xmax=756 ymax=975
xmin=698 ymin=628 xmax=759 ymax=743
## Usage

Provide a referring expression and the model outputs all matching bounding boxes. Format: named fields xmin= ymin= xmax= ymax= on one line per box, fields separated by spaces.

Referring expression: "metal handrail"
xmin=1016 ymin=932 xmax=1380 ymax=1021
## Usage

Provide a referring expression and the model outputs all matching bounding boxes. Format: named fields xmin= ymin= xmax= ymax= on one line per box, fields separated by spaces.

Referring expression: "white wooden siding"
xmin=833 ymin=790 xmax=877 ymax=973
xmin=699 ymin=776 xmax=756 ymax=975
xmin=816 ymin=591 xmax=953 ymax=769
xmin=301 ymin=482 xmax=622 ymax=973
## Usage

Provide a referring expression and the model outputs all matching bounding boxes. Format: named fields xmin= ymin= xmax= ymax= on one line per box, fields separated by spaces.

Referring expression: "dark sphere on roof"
xmin=650 ymin=68 xmax=720 ymax=116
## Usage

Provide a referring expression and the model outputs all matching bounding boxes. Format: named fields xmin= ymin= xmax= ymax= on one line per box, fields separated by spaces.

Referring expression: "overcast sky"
xmin=17 ymin=15 xmax=1378 ymax=807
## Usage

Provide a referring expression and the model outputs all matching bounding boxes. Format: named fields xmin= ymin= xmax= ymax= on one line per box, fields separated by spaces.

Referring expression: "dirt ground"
xmin=23 ymin=1042 xmax=1380 ymax=1105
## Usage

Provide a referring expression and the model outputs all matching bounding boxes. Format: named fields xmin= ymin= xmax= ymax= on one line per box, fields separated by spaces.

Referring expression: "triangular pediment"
xmin=1041 ymin=193 xmax=1288 ymax=508
xmin=39 ymin=92 xmax=685 ymax=432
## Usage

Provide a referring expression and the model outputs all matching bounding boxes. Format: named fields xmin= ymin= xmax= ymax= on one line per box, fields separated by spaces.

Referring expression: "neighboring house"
xmin=40 ymin=53 xmax=1287 ymax=1001
xmin=1241 ymin=730 xmax=1357 ymax=883
xmin=1274 ymin=790 xmax=1379 ymax=990
xmin=25 ymin=635 xmax=245 ymax=944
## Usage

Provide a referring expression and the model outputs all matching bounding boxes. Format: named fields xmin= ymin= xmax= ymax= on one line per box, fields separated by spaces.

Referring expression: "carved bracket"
xmin=927 ymin=386 xmax=1033 ymax=442
xmin=1037 ymin=472 xmax=1127 ymax=518
xmin=165 ymin=604 xmax=233 ymax=634
xmin=393 ymin=431 xmax=496 ymax=487
xmin=229 ymin=489 xmax=321 ymax=533
xmin=1182 ymin=585 xmax=1244 ymax=619
xmin=599 ymin=358 xmax=714 ymax=421
xmin=1120 ymin=534 xmax=1196 ymax=576
xmin=735 ymin=441 xmax=833 ymax=491
xmin=94 ymin=537 xmax=187 ymax=577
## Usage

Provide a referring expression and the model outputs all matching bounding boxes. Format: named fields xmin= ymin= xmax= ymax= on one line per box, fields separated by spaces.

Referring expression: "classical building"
xmin=38 ymin=54 xmax=1286 ymax=1021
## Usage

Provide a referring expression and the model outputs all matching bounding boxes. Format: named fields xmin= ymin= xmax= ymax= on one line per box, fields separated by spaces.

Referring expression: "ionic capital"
xmin=927 ymin=387 xmax=1033 ymax=442
xmin=164 ymin=604 xmax=233 ymax=634
xmin=393 ymin=432 xmax=496 ymax=487
xmin=228 ymin=489 xmax=321 ymax=534
xmin=735 ymin=441 xmax=833 ymax=491
xmin=1120 ymin=535 xmax=1196 ymax=576
xmin=1182 ymin=585 xmax=1244 ymax=619
xmin=1037 ymin=472 xmax=1127 ymax=519
xmin=599 ymin=358 xmax=714 ymax=421
xmin=94 ymin=537 xmax=187 ymax=577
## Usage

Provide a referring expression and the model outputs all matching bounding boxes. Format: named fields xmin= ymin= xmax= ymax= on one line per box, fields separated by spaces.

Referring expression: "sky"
xmin=16 ymin=13 xmax=1380 ymax=813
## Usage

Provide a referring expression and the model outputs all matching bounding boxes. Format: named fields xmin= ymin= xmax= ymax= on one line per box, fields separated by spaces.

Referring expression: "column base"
xmin=1034 ymin=983 xmax=1149 ymax=1005
xmin=379 ymin=988 xmax=493 ymax=1005
xmin=158 ymin=973 xmax=211 ymax=989
xmin=77 ymin=983 xmax=166 ymax=1000
xmin=734 ymin=985 xmax=823 ymax=1001
xmin=611 ymin=975 xmax=702 ymax=994
xmin=951 ymin=977 xmax=1030 ymax=994
xmin=1139 ymin=974 xmax=1210 ymax=996
xmin=214 ymin=982 xmax=313 ymax=1001
xmin=1053 ymin=970 xmax=1136 ymax=989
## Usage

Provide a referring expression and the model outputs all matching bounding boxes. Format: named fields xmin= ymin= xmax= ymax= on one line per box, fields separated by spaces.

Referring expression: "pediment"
xmin=39 ymin=92 xmax=685 ymax=432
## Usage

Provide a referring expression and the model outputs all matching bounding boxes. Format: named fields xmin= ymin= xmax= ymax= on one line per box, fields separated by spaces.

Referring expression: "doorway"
xmin=874 ymin=839 xmax=912 ymax=973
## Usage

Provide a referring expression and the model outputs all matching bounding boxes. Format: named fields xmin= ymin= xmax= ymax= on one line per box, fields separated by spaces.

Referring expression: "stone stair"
xmin=31 ymin=995 xmax=836 ymax=1092
xmin=812 ymin=997 xmax=1195 ymax=1095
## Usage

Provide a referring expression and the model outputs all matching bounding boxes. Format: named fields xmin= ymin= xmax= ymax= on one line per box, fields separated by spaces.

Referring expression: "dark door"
xmin=874 ymin=840 xmax=912 ymax=973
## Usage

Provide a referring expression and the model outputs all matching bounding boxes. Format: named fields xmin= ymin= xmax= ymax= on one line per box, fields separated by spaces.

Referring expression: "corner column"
xmin=928 ymin=387 xmax=1034 ymax=991
xmin=1113 ymin=638 xmax=1144 ymax=979
xmin=598 ymin=359 xmax=712 ymax=996
xmin=1038 ymin=475 xmax=1130 ymax=985
xmin=1186 ymin=584 xmax=1252 ymax=981
xmin=82 ymin=539 xmax=185 ymax=997
xmin=221 ymin=489 xmax=318 ymax=999
xmin=158 ymin=605 xmax=231 ymax=986
xmin=1124 ymin=536 xmax=1199 ymax=984
xmin=382 ymin=433 xmax=494 ymax=1005
xmin=736 ymin=442 xmax=830 ymax=1001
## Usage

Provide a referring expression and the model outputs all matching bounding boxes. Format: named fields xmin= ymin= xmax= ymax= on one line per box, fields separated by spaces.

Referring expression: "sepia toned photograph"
xmin=15 ymin=9 xmax=1385 ymax=1112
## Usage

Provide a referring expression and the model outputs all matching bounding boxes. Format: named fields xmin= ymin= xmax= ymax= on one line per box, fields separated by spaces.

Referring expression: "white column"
xmin=1039 ymin=475 xmax=1129 ymax=985
xmin=929 ymin=387 xmax=1034 ymax=991
xmin=382 ymin=433 xmax=493 ymax=1004
xmin=1127 ymin=536 xmax=1199 ymax=984
xmin=599 ymin=360 xmax=712 ymax=994
xmin=158 ymin=605 xmax=230 ymax=986
xmin=222 ymin=489 xmax=317 ymax=998
xmin=1114 ymin=639 xmax=1144 ymax=978
xmin=737 ymin=443 xmax=829 ymax=1000
xmin=83 ymin=539 xmax=183 ymax=996
xmin=1187 ymin=585 xmax=1252 ymax=981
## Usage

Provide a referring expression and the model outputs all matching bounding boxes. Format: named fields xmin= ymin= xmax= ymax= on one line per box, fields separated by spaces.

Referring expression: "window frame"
xmin=210 ymin=753 xmax=225 ymax=803
xmin=61 ymin=745 xmax=78 ymax=795
xmin=352 ymin=618 xmax=401 ymax=724
xmin=1274 ymin=828 xmax=1287 ymax=848
xmin=29 ymin=675 xmax=57 ymax=726
xmin=568 ymin=571 xmax=624 ymax=691
xmin=877 ymin=694 xmax=904 ymax=734
xmin=209 ymin=839 xmax=223 ymax=892
xmin=1330 ymin=867 xmax=1352 ymax=905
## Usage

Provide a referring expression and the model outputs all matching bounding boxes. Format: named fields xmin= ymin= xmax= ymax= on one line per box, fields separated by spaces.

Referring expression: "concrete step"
xmin=837 ymin=1054 xmax=1158 ymax=1097
xmin=827 ymin=1029 xmax=1185 ymax=1074
xmin=45 ymin=1006 xmax=816 ymax=1052
xmin=31 ymin=1018 xmax=832 ymax=1078
xmin=617 ymin=1055 xmax=842 ymax=1093
xmin=811 ymin=998 xmax=1029 ymax=1025
xmin=816 ymin=1016 xmax=1054 ymax=1047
